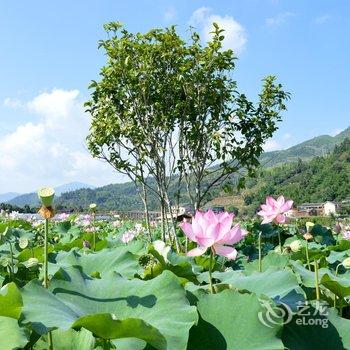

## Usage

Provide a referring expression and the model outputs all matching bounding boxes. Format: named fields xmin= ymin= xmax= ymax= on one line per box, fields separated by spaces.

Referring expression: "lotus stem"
xmin=209 ymin=249 xmax=215 ymax=294
xmin=258 ymin=232 xmax=262 ymax=273
xmin=305 ymin=240 xmax=311 ymax=270
xmin=314 ymin=259 xmax=320 ymax=301
xmin=334 ymin=263 xmax=342 ymax=308
xmin=44 ymin=218 xmax=49 ymax=289
xmin=8 ymin=240 xmax=15 ymax=281
xmin=48 ymin=331 xmax=53 ymax=350
xmin=44 ymin=218 xmax=53 ymax=350
xmin=278 ymin=231 xmax=282 ymax=254
xmin=92 ymin=213 xmax=96 ymax=252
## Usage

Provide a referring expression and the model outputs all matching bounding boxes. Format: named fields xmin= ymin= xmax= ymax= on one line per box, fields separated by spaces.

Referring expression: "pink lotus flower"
xmin=179 ymin=210 xmax=247 ymax=260
xmin=342 ymin=231 xmax=350 ymax=240
xmin=258 ymin=196 xmax=293 ymax=224
xmin=56 ymin=213 xmax=70 ymax=221
xmin=121 ymin=230 xmax=136 ymax=244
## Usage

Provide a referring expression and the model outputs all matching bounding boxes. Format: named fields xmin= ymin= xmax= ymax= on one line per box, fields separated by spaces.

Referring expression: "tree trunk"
xmin=141 ymin=183 xmax=152 ymax=241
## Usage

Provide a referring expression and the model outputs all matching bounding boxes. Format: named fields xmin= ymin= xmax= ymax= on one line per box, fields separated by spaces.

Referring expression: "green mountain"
xmin=5 ymin=128 xmax=350 ymax=212
xmin=260 ymin=127 xmax=350 ymax=167
xmin=7 ymin=182 xmax=95 ymax=207
xmin=55 ymin=129 xmax=350 ymax=213
xmin=0 ymin=192 xmax=21 ymax=203
xmin=234 ymin=138 xmax=350 ymax=216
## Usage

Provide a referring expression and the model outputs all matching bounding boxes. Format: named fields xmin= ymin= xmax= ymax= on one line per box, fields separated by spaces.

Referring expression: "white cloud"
xmin=314 ymin=14 xmax=331 ymax=24
xmin=265 ymin=12 xmax=295 ymax=27
xmin=263 ymin=139 xmax=281 ymax=152
xmin=283 ymin=133 xmax=292 ymax=140
xmin=0 ymin=89 xmax=121 ymax=193
xmin=164 ymin=6 xmax=177 ymax=22
xmin=190 ymin=7 xmax=247 ymax=54
xmin=3 ymin=97 xmax=24 ymax=109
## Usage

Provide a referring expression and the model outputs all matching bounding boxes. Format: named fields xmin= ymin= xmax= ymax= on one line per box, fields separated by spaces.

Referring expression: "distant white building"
xmin=324 ymin=201 xmax=337 ymax=215
xmin=297 ymin=201 xmax=338 ymax=216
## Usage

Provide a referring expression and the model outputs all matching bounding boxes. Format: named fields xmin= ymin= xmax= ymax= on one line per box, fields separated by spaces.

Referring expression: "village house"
xmin=288 ymin=201 xmax=340 ymax=217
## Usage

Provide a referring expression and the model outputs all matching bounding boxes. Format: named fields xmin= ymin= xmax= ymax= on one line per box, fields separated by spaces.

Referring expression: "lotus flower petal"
xmin=214 ymin=245 xmax=238 ymax=260
xmin=179 ymin=221 xmax=197 ymax=242
xmin=187 ymin=246 xmax=208 ymax=257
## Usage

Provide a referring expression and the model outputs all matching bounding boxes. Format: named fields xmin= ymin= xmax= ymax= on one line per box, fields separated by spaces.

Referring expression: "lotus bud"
xmin=83 ymin=240 xmax=91 ymax=249
xmin=342 ymin=257 xmax=350 ymax=269
xmin=290 ymin=240 xmax=302 ymax=253
xmin=38 ymin=187 xmax=55 ymax=207
xmin=305 ymin=222 xmax=315 ymax=233
xmin=334 ymin=223 xmax=342 ymax=234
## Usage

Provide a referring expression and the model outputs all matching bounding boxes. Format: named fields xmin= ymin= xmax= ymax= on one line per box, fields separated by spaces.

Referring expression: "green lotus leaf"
xmin=0 ymin=282 xmax=22 ymax=319
xmin=21 ymin=268 xmax=197 ymax=350
xmin=212 ymin=268 xmax=304 ymax=308
xmin=187 ymin=289 xmax=284 ymax=350
xmin=73 ymin=314 xmax=166 ymax=349
xmin=242 ymin=251 xmax=289 ymax=274
xmin=34 ymin=328 xmax=95 ymax=350
xmin=282 ymin=307 xmax=350 ymax=349
xmin=321 ymin=272 xmax=350 ymax=298
xmin=48 ymin=247 xmax=141 ymax=278
xmin=0 ymin=316 xmax=29 ymax=350
xmin=290 ymin=260 xmax=330 ymax=288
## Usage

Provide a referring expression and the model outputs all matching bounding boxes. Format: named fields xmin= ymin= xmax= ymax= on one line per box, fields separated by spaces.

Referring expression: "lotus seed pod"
xmin=303 ymin=233 xmax=313 ymax=241
xmin=290 ymin=240 xmax=302 ymax=253
xmin=89 ymin=203 xmax=97 ymax=211
xmin=305 ymin=222 xmax=315 ymax=233
xmin=342 ymin=257 xmax=350 ymax=269
xmin=19 ymin=237 xmax=29 ymax=249
xmin=38 ymin=187 xmax=55 ymax=207
xmin=27 ymin=258 xmax=39 ymax=268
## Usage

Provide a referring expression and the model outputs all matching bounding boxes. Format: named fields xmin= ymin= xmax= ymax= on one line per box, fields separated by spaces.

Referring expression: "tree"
xmin=177 ymin=24 xmax=290 ymax=209
xmin=86 ymin=22 xmax=290 ymax=246
xmin=86 ymin=23 xmax=188 ymax=248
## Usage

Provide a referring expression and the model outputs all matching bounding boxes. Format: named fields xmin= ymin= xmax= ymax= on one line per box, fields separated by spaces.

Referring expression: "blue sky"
xmin=0 ymin=0 xmax=349 ymax=193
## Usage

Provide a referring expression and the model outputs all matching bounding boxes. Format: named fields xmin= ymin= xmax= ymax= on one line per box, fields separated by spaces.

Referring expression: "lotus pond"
xmin=1 ymin=202 xmax=350 ymax=350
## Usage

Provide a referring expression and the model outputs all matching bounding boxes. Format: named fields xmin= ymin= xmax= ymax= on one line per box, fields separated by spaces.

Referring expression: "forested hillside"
xmin=234 ymin=138 xmax=350 ymax=215
xmin=55 ymin=138 xmax=350 ymax=214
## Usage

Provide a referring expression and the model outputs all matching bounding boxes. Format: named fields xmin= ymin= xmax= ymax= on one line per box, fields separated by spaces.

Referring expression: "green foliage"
xmin=1 ymin=215 xmax=350 ymax=348
xmin=239 ymin=138 xmax=350 ymax=216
